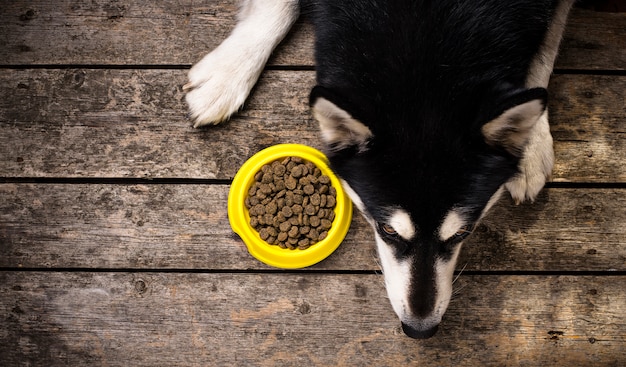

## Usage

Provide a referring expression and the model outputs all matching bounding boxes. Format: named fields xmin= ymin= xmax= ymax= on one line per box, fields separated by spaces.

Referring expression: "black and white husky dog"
xmin=184 ymin=0 xmax=575 ymax=338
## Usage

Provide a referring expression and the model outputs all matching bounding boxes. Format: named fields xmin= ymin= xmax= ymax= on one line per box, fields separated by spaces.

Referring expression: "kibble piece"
xmin=266 ymin=201 xmax=278 ymax=215
xmin=310 ymin=193 xmax=321 ymax=206
xmin=291 ymin=165 xmax=304 ymax=178
xmin=308 ymin=228 xmax=320 ymax=241
xmin=281 ymin=205 xmax=293 ymax=218
xmin=254 ymin=171 xmax=263 ymax=182
xmin=279 ymin=221 xmax=291 ymax=232
xmin=285 ymin=176 xmax=297 ymax=190
xmin=319 ymin=184 xmax=328 ymax=194
xmin=304 ymin=204 xmax=316 ymax=216
xmin=272 ymin=161 xmax=286 ymax=175
xmin=320 ymin=219 xmax=332 ymax=230
xmin=309 ymin=216 xmax=320 ymax=227
xmin=277 ymin=232 xmax=288 ymax=242
xmin=325 ymin=195 xmax=336 ymax=208
xmin=275 ymin=179 xmax=286 ymax=191
xmin=303 ymin=184 xmax=315 ymax=195
xmin=288 ymin=226 xmax=299 ymax=238
xmin=292 ymin=204 xmax=303 ymax=214
xmin=259 ymin=227 xmax=270 ymax=241
xmin=318 ymin=231 xmax=328 ymax=241
xmin=251 ymin=204 xmax=264 ymax=216
xmin=259 ymin=183 xmax=272 ymax=195
xmin=262 ymin=172 xmax=273 ymax=184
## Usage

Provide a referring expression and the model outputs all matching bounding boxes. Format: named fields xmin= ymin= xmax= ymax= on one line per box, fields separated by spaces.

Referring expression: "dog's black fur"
xmin=307 ymin=0 xmax=555 ymax=228
xmin=305 ymin=1 xmax=561 ymax=338
xmin=186 ymin=0 xmax=573 ymax=339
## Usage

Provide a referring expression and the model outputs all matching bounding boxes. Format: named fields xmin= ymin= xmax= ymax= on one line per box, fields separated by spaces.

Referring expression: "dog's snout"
xmin=401 ymin=322 xmax=439 ymax=339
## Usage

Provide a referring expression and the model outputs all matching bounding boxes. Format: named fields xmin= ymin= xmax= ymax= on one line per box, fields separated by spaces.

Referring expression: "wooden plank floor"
xmin=1 ymin=1 xmax=625 ymax=366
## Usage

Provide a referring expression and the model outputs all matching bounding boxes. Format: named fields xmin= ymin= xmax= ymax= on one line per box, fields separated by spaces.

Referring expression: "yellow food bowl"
xmin=228 ymin=144 xmax=352 ymax=269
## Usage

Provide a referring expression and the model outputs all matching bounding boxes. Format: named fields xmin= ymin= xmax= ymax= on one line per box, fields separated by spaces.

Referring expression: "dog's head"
xmin=310 ymin=85 xmax=547 ymax=338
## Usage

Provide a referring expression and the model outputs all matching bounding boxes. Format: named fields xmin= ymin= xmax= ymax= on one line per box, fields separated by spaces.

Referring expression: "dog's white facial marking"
xmin=339 ymin=179 xmax=367 ymax=215
xmin=377 ymin=233 xmax=462 ymax=332
xmin=431 ymin=245 xmax=462 ymax=320
xmin=438 ymin=210 xmax=467 ymax=242
xmin=375 ymin=233 xmax=412 ymax=318
xmin=386 ymin=209 xmax=416 ymax=241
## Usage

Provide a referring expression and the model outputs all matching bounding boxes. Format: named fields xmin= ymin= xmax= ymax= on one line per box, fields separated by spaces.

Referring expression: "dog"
xmin=184 ymin=0 xmax=575 ymax=339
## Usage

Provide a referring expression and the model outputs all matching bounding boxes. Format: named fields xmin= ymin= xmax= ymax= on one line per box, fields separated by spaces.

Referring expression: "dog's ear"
xmin=310 ymin=86 xmax=373 ymax=153
xmin=481 ymin=87 xmax=548 ymax=157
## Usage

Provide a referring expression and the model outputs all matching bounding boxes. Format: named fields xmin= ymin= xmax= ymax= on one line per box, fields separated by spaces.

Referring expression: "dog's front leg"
xmin=505 ymin=0 xmax=574 ymax=203
xmin=505 ymin=109 xmax=554 ymax=204
xmin=184 ymin=0 xmax=299 ymax=127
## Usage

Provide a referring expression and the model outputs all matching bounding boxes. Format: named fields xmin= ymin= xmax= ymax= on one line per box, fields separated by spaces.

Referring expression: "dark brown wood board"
xmin=1 ymin=272 xmax=624 ymax=366
xmin=0 ymin=3 xmax=624 ymax=70
xmin=1 ymin=184 xmax=624 ymax=272
xmin=0 ymin=70 xmax=624 ymax=182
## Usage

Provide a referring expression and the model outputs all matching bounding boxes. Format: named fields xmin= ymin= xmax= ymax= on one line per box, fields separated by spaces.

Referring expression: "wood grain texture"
xmin=0 ymin=4 xmax=623 ymax=70
xmin=0 ymin=69 xmax=623 ymax=182
xmin=1 ymin=184 xmax=624 ymax=271
xmin=1 ymin=272 xmax=624 ymax=367
xmin=1 ymin=2 xmax=624 ymax=365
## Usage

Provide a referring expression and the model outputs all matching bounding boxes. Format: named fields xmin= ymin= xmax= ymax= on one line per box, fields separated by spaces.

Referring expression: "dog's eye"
xmin=452 ymin=224 xmax=474 ymax=240
xmin=379 ymin=223 xmax=398 ymax=236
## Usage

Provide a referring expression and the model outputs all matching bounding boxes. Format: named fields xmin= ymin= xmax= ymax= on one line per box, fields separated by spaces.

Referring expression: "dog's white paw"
xmin=505 ymin=111 xmax=554 ymax=204
xmin=184 ymin=45 xmax=261 ymax=127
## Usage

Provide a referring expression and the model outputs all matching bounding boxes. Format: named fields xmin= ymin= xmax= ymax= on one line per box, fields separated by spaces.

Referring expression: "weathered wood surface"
xmin=2 ymin=272 xmax=624 ymax=367
xmin=0 ymin=3 xmax=624 ymax=70
xmin=1 ymin=184 xmax=624 ymax=271
xmin=1 ymin=70 xmax=624 ymax=182
xmin=1 ymin=1 xmax=625 ymax=365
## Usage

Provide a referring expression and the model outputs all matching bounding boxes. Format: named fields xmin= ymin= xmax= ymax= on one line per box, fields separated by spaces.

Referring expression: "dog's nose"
xmin=401 ymin=322 xmax=439 ymax=339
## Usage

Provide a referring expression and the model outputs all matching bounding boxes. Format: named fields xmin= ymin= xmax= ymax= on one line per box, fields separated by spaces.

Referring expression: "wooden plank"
xmin=0 ymin=69 xmax=319 ymax=179
xmin=558 ymin=8 xmax=626 ymax=71
xmin=1 ymin=69 xmax=624 ymax=182
xmin=1 ymin=272 xmax=624 ymax=366
xmin=549 ymin=74 xmax=626 ymax=182
xmin=0 ymin=0 xmax=310 ymax=66
xmin=1 ymin=184 xmax=624 ymax=271
xmin=0 ymin=3 xmax=624 ymax=70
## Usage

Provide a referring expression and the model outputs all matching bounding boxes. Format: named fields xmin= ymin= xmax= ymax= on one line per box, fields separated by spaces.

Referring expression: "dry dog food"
xmin=245 ymin=156 xmax=337 ymax=250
